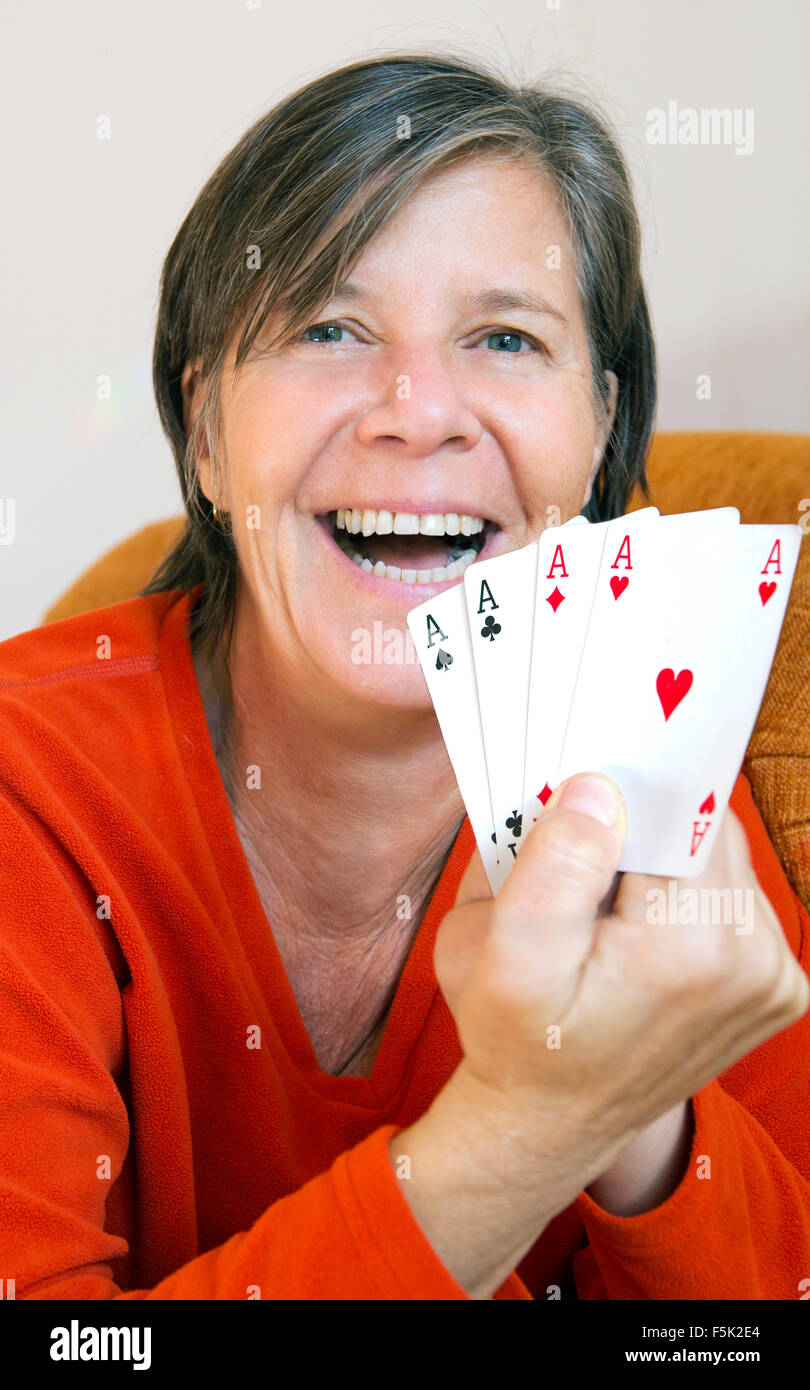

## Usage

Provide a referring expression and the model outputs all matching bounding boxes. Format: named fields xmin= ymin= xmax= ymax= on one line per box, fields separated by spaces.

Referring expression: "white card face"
xmin=522 ymin=507 xmax=659 ymax=839
xmin=521 ymin=507 xmax=740 ymax=837
xmin=463 ymin=540 xmax=539 ymax=872
xmin=557 ymin=520 xmax=800 ymax=877
xmin=463 ymin=517 xmax=589 ymax=875
xmin=406 ymin=584 xmax=503 ymax=894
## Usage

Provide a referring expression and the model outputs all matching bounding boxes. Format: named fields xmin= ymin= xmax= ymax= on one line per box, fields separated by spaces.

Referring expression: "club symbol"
xmin=481 ymin=615 xmax=502 ymax=642
xmin=505 ymin=811 xmax=522 ymax=839
xmin=435 ymin=648 xmax=453 ymax=671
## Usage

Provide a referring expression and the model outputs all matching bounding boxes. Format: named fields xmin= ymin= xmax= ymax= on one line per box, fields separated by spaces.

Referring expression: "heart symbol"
xmin=656 ymin=667 xmax=693 ymax=720
xmin=699 ymin=791 xmax=715 ymax=815
xmin=610 ymin=575 xmax=629 ymax=600
xmin=759 ymin=581 xmax=776 ymax=606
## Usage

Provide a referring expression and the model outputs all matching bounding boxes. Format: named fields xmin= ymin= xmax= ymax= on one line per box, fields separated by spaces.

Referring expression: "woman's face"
xmin=187 ymin=156 xmax=617 ymax=709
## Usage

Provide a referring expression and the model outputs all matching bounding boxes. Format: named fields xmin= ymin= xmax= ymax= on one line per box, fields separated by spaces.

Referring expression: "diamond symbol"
xmin=537 ymin=783 xmax=553 ymax=805
xmin=546 ymin=586 xmax=565 ymax=613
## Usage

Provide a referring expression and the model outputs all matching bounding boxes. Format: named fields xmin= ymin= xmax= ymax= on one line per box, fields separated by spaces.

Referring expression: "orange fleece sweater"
xmin=0 ymin=583 xmax=808 ymax=1301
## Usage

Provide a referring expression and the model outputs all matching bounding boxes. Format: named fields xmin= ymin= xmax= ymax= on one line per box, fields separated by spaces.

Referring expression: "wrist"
xmin=396 ymin=1063 xmax=540 ymax=1204
xmin=388 ymin=1065 xmax=559 ymax=1298
xmin=585 ymin=1098 xmax=695 ymax=1217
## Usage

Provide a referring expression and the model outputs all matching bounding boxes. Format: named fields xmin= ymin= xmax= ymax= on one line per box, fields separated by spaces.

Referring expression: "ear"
xmin=581 ymin=370 xmax=619 ymax=509
xmin=180 ymin=360 xmax=215 ymax=505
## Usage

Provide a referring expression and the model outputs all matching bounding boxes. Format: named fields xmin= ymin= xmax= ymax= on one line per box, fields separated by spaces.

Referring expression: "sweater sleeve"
xmin=0 ymin=785 xmax=531 ymax=1301
xmin=117 ymin=1124 xmax=532 ymax=1301
xmin=571 ymin=770 xmax=810 ymax=1300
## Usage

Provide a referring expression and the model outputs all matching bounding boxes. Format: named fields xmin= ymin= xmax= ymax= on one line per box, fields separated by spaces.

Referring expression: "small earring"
xmin=212 ymin=503 xmax=219 ymax=520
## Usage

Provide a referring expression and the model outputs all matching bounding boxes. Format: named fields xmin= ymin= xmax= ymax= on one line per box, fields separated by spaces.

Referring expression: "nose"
xmin=354 ymin=351 xmax=483 ymax=458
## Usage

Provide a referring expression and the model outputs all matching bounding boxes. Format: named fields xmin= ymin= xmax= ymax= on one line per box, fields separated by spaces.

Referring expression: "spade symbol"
xmin=435 ymin=648 xmax=453 ymax=672
xmin=481 ymin=616 xmax=502 ymax=642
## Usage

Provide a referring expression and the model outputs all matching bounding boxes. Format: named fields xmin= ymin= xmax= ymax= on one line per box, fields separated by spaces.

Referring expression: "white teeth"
xmin=333 ymin=509 xmax=485 ymax=536
xmin=342 ymin=542 xmax=477 ymax=583
xmin=332 ymin=510 xmax=484 ymax=585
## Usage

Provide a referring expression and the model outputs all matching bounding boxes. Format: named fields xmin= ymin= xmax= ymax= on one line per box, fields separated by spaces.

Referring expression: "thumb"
xmin=497 ymin=773 xmax=627 ymax=975
xmin=439 ymin=777 xmax=624 ymax=1019
xmin=454 ymin=774 xmax=626 ymax=913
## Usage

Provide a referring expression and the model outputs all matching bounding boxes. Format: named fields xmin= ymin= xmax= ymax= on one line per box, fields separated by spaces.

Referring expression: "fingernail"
xmin=559 ymin=775 xmax=624 ymax=829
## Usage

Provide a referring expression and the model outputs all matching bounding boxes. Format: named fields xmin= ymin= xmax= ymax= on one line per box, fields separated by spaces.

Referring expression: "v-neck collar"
xmin=158 ymin=583 xmax=474 ymax=1110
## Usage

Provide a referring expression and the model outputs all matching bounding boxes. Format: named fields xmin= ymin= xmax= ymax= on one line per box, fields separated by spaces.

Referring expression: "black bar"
xmin=0 ymin=1296 xmax=803 ymax=1376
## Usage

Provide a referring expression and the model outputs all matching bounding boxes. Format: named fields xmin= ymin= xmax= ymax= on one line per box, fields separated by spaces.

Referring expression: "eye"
xmin=298 ymin=320 xmax=360 ymax=344
xmin=483 ymin=329 xmax=545 ymax=354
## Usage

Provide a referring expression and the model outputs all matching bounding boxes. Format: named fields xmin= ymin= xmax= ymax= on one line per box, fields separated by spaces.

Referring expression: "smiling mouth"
xmin=322 ymin=508 xmax=494 ymax=583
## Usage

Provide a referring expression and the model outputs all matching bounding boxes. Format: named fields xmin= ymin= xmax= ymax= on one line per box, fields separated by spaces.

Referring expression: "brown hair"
xmin=142 ymin=50 xmax=655 ymax=664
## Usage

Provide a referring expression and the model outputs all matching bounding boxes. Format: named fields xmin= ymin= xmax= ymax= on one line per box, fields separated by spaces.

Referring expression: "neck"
xmin=192 ymin=593 xmax=466 ymax=948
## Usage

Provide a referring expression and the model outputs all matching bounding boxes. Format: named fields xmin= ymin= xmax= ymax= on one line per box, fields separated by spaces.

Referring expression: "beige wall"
xmin=2 ymin=0 xmax=807 ymax=638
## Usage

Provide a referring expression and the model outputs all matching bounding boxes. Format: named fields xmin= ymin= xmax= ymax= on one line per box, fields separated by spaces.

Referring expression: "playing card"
xmin=464 ymin=517 xmax=589 ymax=871
xmin=522 ymin=507 xmax=659 ymax=838
xmin=556 ymin=518 xmax=800 ymax=876
xmin=406 ymin=581 xmax=504 ymax=893
xmin=522 ymin=507 xmax=739 ymax=837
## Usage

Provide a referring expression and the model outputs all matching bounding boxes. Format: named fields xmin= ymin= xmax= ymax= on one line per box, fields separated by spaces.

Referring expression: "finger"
xmin=612 ymin=805 xmax=758 ymax=929
xmin=452 ymin=843 xmax=494 ymax=909
xmin=709 ymin=806 xmax=784 ymax=945
xmin=433 ymin=899 xmax=494 ymax=1013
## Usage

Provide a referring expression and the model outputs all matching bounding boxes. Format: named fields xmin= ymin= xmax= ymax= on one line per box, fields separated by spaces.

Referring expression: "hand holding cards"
xmin=407 ymin=509 xmax=801 ymax=893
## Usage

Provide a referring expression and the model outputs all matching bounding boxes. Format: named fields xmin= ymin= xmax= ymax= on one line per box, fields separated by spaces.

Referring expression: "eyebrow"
xmin=329 ymin=279 xmax=569 ymax=327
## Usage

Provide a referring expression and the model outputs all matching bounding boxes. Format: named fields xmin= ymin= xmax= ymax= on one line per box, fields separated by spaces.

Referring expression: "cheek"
xmin=225 ymin=383 xmax=319 ymax=508
xmin=504 ymin=379 xmax=598 ymax=506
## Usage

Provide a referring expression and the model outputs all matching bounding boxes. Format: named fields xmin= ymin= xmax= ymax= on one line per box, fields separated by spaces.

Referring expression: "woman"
xmin=1 ymin=52 xmax=808 ymax=1302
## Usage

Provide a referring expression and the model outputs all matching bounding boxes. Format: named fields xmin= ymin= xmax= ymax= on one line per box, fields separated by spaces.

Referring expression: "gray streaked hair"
xmin=142 ymin=50 xmax=655 ymax=663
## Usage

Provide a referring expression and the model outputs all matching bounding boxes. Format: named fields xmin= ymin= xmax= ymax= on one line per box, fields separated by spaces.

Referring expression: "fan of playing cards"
xmin=407 ymin=506 xmax=801 ymax=895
